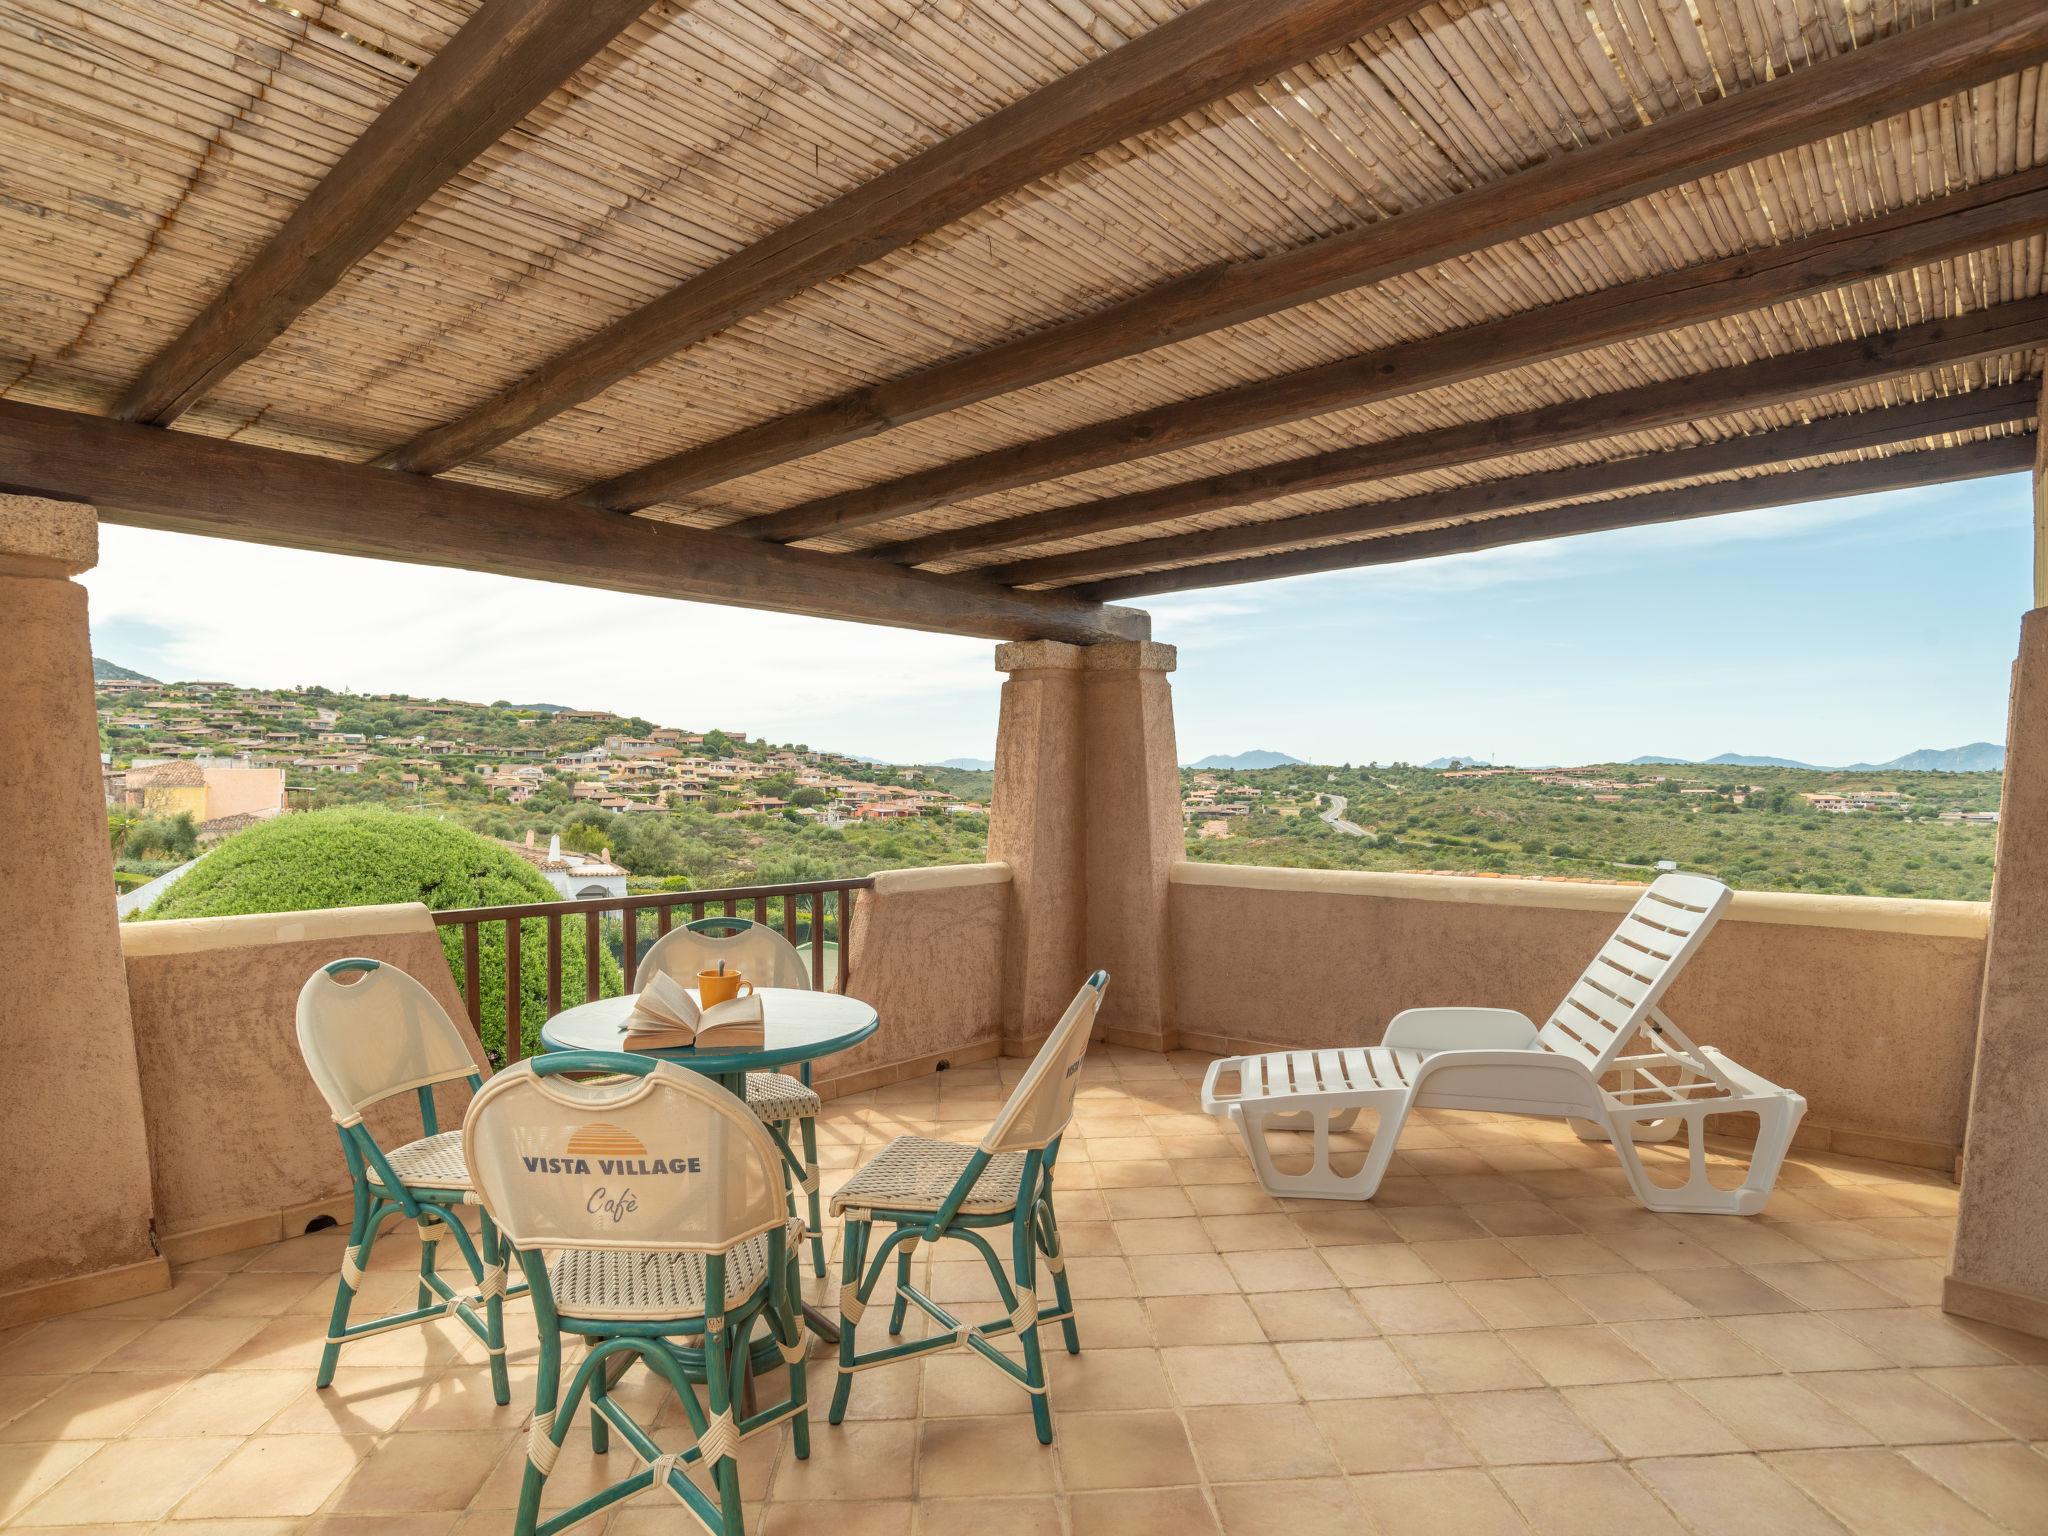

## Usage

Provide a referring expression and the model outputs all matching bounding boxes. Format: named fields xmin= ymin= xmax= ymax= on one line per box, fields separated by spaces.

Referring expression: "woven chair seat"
xmin=547 ymin=1218 xmax=807 ymax=1321
xmin=744 ymin=1071 xmax=822 ymax=1124
xmin=830 ymin=1136 xmax=1028 ymax=1217
xmin=373 ymin=1130 xmax=470 ymax=1190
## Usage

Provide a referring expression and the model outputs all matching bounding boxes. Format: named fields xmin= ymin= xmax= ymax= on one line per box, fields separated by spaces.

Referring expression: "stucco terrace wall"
xmin=1171 ymin=864 xmax=1990 ymax=1171
xmin=825 ymin=862 xmax=1011 ymax=1094
xmin=120 ymin=902 xmax=487 ymax=1262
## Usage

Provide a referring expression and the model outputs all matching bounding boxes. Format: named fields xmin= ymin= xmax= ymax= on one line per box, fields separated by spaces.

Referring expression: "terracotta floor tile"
xmin=1607 ymin=1316 xmax=1776 ymax=1379
xmin=1500 ymin=1235 xmax=1629 ymax=1274
xmin=179 ymin=1270 xmax=333 ymax=1318
xmin=1041 ymin=1346 xmax=1171 ymax=1410
xmin=1719 ymin=1313 xmax=1891 ymax=1373
xmin=1466 ymin=1202 xmax=1582 ymax=1239
xmin=1438 ymin=1388 xmax=1611 ymax=1465
xmin=758 ymin=1502 xmax=913 ymax=1536
xmin=264 ymin=1369 xmax=431 ymax=1436
xmin=1245 ymin=1288 xmax=1373 ymax=1341
xmin=1550 ymin=1270 xmax=1697 ymax=1323
xmin=1223 ymin=1248 xmax=1334 ymax=1293
xmin=910 ymin=1494 xmax=1062 ymax=1536
xmin=1634 ymin=1453 xmax=1848 ymax=1536
xmin=0 ymin=1320 xmax=150 ymax=1376
xmin=1681 ymin=1376 xmax=1881 ymax=1451
xmin=1307 ymin=1394 xmax=1474 ymax=1474
xmin=1384 ymin=1208 xmax=1489 ymax=1243
xmin=1068 ymin=1485 xmax=1219 ymax=1536
xmin=1130 ymin=1254 xmax=1238 ymax=1297
xmin=1211 ymin=1476 xmax=1360 ymax=1536
xmin=1354 ymin=1283 xmax=1488 ymax=1336
xmin=916 ymin=1416 xmax=1056 ymax=1496
xmin=1411 ymin=1240 xmax=1535 ymax=1282
xmin=1060 ymin=1257 xmax=1137 ymax=1300
xmin=126 ymin=1368 xmax=307 ymax=1438
xmin=17 ymin=1435 xmax=235 ymax=1524
xmin=1055 ymin=1408 xmax=1199 ymax=1488
xmin=1062 ymin=1296 xmax=1153 ymax=1349
xmin=1320 ymin=1246 xmax=1437 ymax=1289
xmin=1277 ymin=1337 xmax=1419 ymax=1400
xmin=0 ymin=1374 xmax=66 ymax=1432
xmin=1452 ymin=1278 xmax=1590 ymax=1331
xmin=1823 ymin=1308 xmax=2015 ymax=1369
xmin=1162 ymin=1343 xmax=1297 ymax=1405
xmin=1115 ymin=1218 xmax=1216 ymax=1255
xmin=1801 ymin=1368 xmax=2006 ymax=1445
xmin=1561 ymin=1380 xmax=1746 ymax=1457
xmin=1102 ymin=1187 xmax=1197 ymax=1220
xmin=328 ymin=1429 xmax=511 ymax=1513
xmin=1501 ymin=1326 xmax=1657 ymax=1387
xmin=1144 ymin=1293 xmax=1264 ymax=1345
xmin=1290 ymin=1208 xmax=1400 ymax=1247
xmin=0 ymin=1370 xmax=187 ymax=1441
xmin=1903 ymin=1440 xmax=2048 ymax=1530
xmin=1186 ymin=1402 xmax=1340 ymax=1482
xmin=177 ymin=1431 xmax=373 ymax=1517
xmin=0 ymin=1441 xmax=103 ymax=1522
xmin=1351 ymin=1467 xmax=1532 ymax=1536
xmin=1492 ymin=1461 xmax=1689 ymax=1536
xmin=1389 ymin=1331 xmax=1543 ymax=1395
xmin=1768 ymin=1447 xmax=2009 ymax=1536
xmin=1648 ymin=1266 xmax=1798 ymax=1317
xmin=1202 ymin=1216 xmax=1306 ymax=1253
xmin=1845 ymin=1260 xmax=1949 ymax=1308
xmin=1746 ymin=1263 xmax=1905 ymax=1312
xmin=1914 ymin=1365 xmax=2048 ymax=1439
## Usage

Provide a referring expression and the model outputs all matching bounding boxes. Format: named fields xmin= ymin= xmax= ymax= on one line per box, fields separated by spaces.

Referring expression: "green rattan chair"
xmin=295 ymin=958 xmax=526 ymax=1405
xmin=828 ymin=970 xmax=1107 ymax=1444
xmin=464 ymin=1050 xmax=810 ymax=1536
xmin=639 ymin=916 xmax=830 ymax=1277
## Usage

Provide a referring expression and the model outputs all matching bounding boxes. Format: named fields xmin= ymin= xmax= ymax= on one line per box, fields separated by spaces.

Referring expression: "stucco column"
xmin=989 ymin=640 xmax=1182 ymax=1052
xmin=1079 ymin=641 xmax=1183 ymax=1050
xmin=989 ymin=642 xmax=1087 ymax=1053
xmin=1947 ymin=606 xmax=2048 ymax=1339
xmin=0 ymin=498 xmax=163 ymax=1321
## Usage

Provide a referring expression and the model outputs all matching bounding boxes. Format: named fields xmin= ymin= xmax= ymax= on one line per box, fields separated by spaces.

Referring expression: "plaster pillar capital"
xmin=0 ymin=495 xmax=98 ymax=577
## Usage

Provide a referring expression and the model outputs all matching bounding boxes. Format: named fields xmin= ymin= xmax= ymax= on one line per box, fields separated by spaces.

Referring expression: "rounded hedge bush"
xmin=143 ymin=808 xmax=617 ymax=1060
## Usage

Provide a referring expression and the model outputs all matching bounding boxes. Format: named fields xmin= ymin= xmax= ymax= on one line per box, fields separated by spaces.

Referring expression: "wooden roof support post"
xmin=377 ymin=0 xmax=1438 ymax=475
xmin=0 ymin=403 xmax=1149 ymax=646
xmin=114 ymin=0 xmax=663 ymax=426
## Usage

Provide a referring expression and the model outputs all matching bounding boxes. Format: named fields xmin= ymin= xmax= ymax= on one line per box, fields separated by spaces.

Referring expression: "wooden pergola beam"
xmin=0 ymin=404 xmax=1147 ymax=645
xmin=881 ymin=294 xmax=2048 ymax=567
xmin=1077 ymin=437 xmax=2037 ymax=601
xmin=377 ymin=0 xmax=1437 ymax=476
xmin=114 ymin=0 xmax=661 ymax=427
xmin=723 ymin=0 xmax=2048 ymax=543
xmin=988 ymin=386 xmax=2039 ymax=587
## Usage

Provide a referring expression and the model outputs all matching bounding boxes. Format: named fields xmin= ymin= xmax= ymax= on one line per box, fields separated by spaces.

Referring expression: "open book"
xmin=621 ymin=971 xmax=766 ymax=1051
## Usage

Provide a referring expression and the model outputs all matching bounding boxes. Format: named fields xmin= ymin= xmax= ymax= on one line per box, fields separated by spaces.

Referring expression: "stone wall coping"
xmin=120 ymin=901 xmax=438 ymax=959
xmin=995 ymin=639 xmax=1176 ymax=674
xmin=869 ymin=861 xmax=1012 ymax=895
xmin=1170 ymin=861 xmax=1990 ymax=939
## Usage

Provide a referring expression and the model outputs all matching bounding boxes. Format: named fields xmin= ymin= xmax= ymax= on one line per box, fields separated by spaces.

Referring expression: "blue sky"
xmin=85 ymin=469 xmax=2031 ymax=767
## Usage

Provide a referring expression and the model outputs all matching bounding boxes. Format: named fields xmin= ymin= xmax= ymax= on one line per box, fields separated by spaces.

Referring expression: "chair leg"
xmin=780 ymin=1251 xmax=811 ymax=1461
xmin=416 ymin=1221 xmax=438 ymax=1311
xmin=798 ymin=1113 xmax=827 ymax=1278
xmin=318 ymin=1186 xmax=376 ymax=1389
xmin=829 ymin=1217 xmax=870 ymax=1425
xmin=703 ymin=1324 xmax=745 ymax=1536
xmin=1036 ymin=1201 xmax=1080 ymax=1356
xmin=1008 ymin=1214 xmax=1053 ymax=1445
xmin=513 ymin=1327 xmax=561 ymax=1536
xmin=479 ymin=1213 xmax=511 ymax=1407
xmin=888 ymin=1239 xmax=914 ymax=1336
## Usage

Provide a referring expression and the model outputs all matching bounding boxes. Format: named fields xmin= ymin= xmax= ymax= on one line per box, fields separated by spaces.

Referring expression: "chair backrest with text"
xmin=464 ymin=1054 xmax=786 ymax=1254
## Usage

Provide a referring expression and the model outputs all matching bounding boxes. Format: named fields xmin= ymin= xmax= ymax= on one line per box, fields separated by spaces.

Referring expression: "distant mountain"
xmin=93 ymin=657 xmax=157 ymax=683
xmin=1424 ymin=756 xmax=1491 ymax=770
xmin=931 ymin=758 xmax=995 ymax=771
xmin=1187 ymin=750 xmax=1305 ymax=770
xmin=1851 ymin=742 xmax=2005 ymax=773
xmin=1626 ymin=744 xmax=2002 ymax=773
xmin=515 ymin=702 xmax=573 ymax=714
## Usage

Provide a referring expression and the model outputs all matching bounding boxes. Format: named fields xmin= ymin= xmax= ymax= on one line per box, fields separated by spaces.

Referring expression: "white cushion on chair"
xmin=830 ymin=1136 xmax=1027 ymax=1217
xmin=744 ymin=1071 xmax=822 ymax=1124
xmin=547 ymin=1218 xmax=807 ymax=1320
xmin=373 ymin=1131 xmax=471 ymax=1189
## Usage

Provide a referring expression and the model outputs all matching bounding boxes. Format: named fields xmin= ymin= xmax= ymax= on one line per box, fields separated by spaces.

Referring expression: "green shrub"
xmin=142 ymin=808 xmax=617 ymax=1061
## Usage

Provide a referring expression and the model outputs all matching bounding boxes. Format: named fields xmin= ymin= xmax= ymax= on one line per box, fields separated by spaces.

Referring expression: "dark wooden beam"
xmin=0 ymin=404 xmax=1146 ymax=645
xmin=722 ymin=0 xmax=2048 ymax=542
xmin=114 ymin=0 xmax=661 ymax=427
xmin=722 ymin=167 xmax=2048 ymax=541
xmin=1076 ymin=437 xmax=2036 ymax=601
xmin=880 ymin=294 xmax=2048 ymax=566
xmin=377 ymin=0 xmax=1437 ymax=475
xmin=988 ymin=386 xmax=2039 ymax=586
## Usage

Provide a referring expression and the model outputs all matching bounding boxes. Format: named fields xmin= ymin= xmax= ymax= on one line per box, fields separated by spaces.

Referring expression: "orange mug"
xmin=697 ymin=969 xmax=753 ymax=1008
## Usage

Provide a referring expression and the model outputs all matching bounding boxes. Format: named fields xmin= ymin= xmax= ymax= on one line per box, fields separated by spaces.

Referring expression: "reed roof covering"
xmin=1 ymin=0 xmax=2042 ymax=618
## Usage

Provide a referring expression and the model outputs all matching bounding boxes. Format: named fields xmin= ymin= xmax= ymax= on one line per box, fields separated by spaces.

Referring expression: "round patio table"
xmin=538 ymin=987 xmax=878 ymax=1360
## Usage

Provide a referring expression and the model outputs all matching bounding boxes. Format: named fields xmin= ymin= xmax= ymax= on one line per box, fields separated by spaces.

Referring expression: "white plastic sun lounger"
xmin=1200 ymin=874 xmax=1805 ymax=1216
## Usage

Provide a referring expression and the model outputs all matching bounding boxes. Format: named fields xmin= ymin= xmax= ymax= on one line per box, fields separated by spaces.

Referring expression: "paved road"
xmin=1319 ymin=794 xmax=1370 ymax=838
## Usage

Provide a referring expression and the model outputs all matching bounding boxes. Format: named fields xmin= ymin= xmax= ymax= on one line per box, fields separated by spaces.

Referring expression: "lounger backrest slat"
xmin=1537 ymin=874 xmax=1731 ymax=1075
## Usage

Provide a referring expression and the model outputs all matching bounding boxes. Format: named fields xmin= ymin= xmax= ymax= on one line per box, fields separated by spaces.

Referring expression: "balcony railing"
xmin=433 ymin=876 xmax=873 ymax=1062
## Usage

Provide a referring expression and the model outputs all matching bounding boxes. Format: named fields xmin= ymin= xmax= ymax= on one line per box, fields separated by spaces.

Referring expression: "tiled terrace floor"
xmin=3 ymin=1046 xmax=2046 ymax=1535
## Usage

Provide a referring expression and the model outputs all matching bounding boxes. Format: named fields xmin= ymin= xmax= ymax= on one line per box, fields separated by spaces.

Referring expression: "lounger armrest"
xmin=1383 ymin=1007 xmax=1540 ymax=1055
